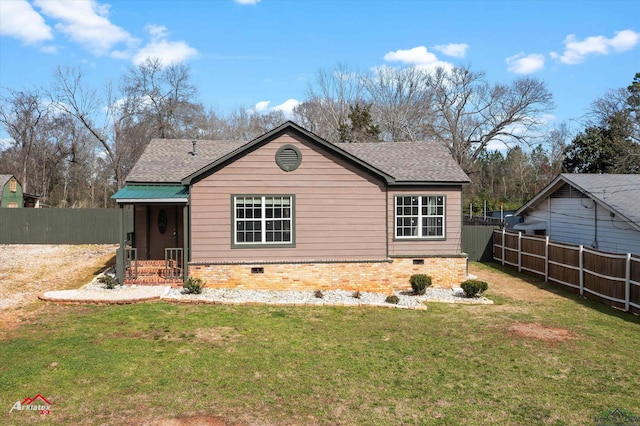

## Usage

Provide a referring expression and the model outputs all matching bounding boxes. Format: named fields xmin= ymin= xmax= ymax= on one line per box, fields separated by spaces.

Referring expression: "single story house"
xmin=0 ymin=174 xmax=23 ymax=208
xmin=112 ymin=121 xmax=470 ymax=293
xmin=514 ymin=173 xmax=640 ymax=255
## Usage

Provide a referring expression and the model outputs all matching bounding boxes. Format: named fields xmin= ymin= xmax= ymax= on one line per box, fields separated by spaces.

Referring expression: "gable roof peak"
xmin=516 ymin=173 xmax=640 ymax=230
xmin=124 ymin=121 xmax=469 ymax=187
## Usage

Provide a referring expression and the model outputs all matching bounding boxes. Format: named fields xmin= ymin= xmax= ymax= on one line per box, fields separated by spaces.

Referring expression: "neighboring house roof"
xmin=0 ymin=174 xmax=16 ymax=202
xmin=0 ymin=174 xmax=14 ymax=188
xmin=124 ymin=121 xmax=469 ymax=186
xmin=516 ymin=173 xmax=640 ymax=231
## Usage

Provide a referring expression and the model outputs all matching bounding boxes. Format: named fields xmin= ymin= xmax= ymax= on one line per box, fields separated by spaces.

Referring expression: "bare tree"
xmin=50 ymin=66 xmax=131 ymax=189
xmin=298 ymin=63 xmax=363 ymax=142
xmin=363 ymin=66 xmax=433 ymax=141
xmin=0 ymin=87 xmax=49 ymax=193
xmin=197 ymin=107 xmax=230 ymax=140
xmin=590 ymin=84 xmax=639 ymax=144
xmin=122 ymin=57 xmax=202 ymax=139
xmin=292 ymin=99 xmax=324 ymax=139
xmin=423 ymin=66 xmax=554 ymax=173
xmin=219 ymin=106 xmax=287 ymax=140
xmin=34 ymin=114 xmax=87 ymax=206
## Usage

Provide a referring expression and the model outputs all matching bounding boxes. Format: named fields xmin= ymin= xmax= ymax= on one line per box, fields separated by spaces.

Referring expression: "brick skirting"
xmin=189 ymin=256 xmax=468 ymax=294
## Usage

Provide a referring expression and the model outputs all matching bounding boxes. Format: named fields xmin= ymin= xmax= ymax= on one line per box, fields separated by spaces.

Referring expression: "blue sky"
xmin=1 ymin=0 xmax=639 ymax=138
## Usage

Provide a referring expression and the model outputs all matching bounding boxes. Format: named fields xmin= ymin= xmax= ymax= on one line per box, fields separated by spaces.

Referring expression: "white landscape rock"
xmin=41 ymin=272 xmax=493 ymax=308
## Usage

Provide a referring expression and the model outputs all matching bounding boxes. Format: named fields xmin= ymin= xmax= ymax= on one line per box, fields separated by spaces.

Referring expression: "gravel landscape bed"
xmin=42 ymin=273 xmax=493 ymax=308
xmin=163 ymin=286 xmax=493 ymax=308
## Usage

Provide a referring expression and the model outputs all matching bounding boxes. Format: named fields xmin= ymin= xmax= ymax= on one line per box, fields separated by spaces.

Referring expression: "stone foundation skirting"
xmin=189 ymin=256 xmax=468 ymax=294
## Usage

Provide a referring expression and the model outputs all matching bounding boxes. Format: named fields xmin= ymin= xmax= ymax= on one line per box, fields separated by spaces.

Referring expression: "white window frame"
xmin=233 ymin=195 xmax=293 ymax=246
xmin=394 ymin=195 xmax=446 ymax=239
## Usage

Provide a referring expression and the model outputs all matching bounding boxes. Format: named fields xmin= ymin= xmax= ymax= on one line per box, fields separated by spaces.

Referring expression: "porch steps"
xmin=125 ymin=260 xmax=183 ymax=287
xmin=125 ymin=277 xmax=183 ymax=287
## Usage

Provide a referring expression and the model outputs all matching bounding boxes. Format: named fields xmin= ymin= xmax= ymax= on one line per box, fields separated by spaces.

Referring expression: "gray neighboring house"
xmin=514 ymin=173 xmax=640 ymax=255
xmin=112 ymin=121 xmax=470 ymax=291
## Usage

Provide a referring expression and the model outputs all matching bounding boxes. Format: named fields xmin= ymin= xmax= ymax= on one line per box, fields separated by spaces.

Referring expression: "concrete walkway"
xmin=39 ymin=286 xmax=169 ymax=304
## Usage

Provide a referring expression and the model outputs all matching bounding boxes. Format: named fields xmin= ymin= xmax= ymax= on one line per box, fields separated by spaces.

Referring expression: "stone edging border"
xmin=423 ymin=298 xmax=494 ymax=305
xmin=160 ymin=296 xmax=429 ymax=310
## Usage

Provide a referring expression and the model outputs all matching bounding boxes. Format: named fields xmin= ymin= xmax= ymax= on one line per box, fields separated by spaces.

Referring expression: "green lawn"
xmin=1 ymin=263 xmax=639 ymax=425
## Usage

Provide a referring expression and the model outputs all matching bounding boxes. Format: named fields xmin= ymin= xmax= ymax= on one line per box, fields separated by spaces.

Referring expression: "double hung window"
xmin=395 ymin=195 xmax=445 ymax=239
xmin=234 ymin=195 xmax=293 ymax=245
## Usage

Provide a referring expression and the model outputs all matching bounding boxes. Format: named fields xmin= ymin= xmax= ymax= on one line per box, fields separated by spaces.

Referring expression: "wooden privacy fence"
xmin=493 ymin=229 xmax=640 ymax=314
xmin=0 ymin=208 xmax=133 ymax=244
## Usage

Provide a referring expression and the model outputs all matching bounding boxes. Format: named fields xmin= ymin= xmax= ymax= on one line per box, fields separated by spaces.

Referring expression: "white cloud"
xmin=33 ymin=0 xmax=137 ymax=55
xmin=0 ymin=0 xmax=53 ymax=44
xmin=433 ymin=43 xmax=468 ymax=58
xmin=384 ymin=46 xmax=438 ymax=65
xmin=1 ymin=1 xmax=199 ymax=67
xmin=235 ymin=0 xmax=261 ymax=4
xmin=253 ymin=99 xmax=300 ymax=117
xmin=540 ymin=113 xmax=556 ymax=125
xmin=132 ymin=25 xmax=199 ymax=66
xmin=272 ymin=99 xmax=300 ymax=116
xmin=254 ymin=101 xmax=270 ymax=112
xmin=506 ymin=52 xmax=545 ymax=74
xmin=484 ymin=139 xmax=511 ymax=152
xmin=133 ymin=40 xmax=199 ymax=66
xmin=383 ymin=46 xmax=454 ymax=72
xmin=550 ymin=29 xmax=640 ymax=64
xmin=146 ymin=24 xmax=169 ymax=39
xmin=609 ymin=29 xmax=640 ymax=51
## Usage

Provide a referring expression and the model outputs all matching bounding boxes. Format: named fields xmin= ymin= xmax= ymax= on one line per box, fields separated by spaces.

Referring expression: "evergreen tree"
xmin=338 ymin=102 xmax=381 ymax=143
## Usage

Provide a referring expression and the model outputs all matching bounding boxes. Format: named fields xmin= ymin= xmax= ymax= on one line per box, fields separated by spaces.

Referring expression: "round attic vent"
xmin=276 ymin=144 xmax=302 ymax=172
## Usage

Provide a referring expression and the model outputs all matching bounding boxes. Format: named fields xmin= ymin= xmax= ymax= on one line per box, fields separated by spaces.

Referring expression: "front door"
xmin=134 ymin=205 xmax=183 ymax=260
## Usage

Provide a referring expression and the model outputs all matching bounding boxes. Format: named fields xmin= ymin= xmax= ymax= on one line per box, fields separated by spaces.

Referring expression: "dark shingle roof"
xmin=561 ymin=173 xmax=640 ymax=228
xmin=125 ymin=122 xmax=469 ymax=185
xmin=339 ymin=141 xmax=469 ymax=183
xmin=125 ymin=139 xmax=247 ymax=183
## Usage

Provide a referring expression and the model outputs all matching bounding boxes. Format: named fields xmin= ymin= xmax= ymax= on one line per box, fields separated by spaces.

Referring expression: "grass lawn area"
xmin=1 ymin=262 xmax=639 ymax=425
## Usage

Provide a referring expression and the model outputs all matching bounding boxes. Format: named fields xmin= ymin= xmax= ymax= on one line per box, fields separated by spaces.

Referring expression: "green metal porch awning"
xmin=112 ymin=185 xmax=189 ymax=203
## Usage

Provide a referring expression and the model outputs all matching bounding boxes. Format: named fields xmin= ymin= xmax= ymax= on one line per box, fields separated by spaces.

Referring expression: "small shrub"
xmin=352 ymin=291 xmax=361 ymax=299
xmin=314 ymin=290 xmax=324 ymax=299
xmin=385 ymin=295 xmax=399 ymax=304
xmin=460 ymin=279 xmax=488 ymax=298
xmin=98 ymin=274 xmax=119 ymax=289
xmin=410 ymin=274 xmax=432 ymax=295
xmin=182 ymin=277 xmax=204 ymax=295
